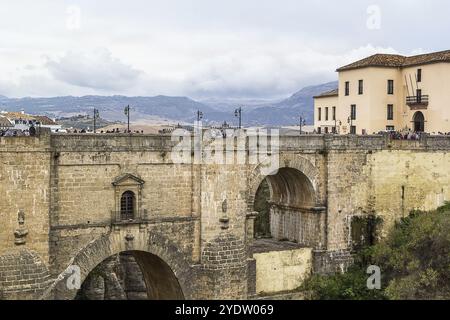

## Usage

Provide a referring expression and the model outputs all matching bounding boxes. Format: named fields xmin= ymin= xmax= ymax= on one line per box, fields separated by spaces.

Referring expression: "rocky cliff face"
xmin=76 ymin=252 xmax=147 ymax=300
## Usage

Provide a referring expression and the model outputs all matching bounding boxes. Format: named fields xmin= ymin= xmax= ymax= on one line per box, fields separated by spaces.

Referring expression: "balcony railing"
xmin=111 ymin=209 xmax=147 ymax=224
xmin=406 ymin=95 xmax=429 ymax=110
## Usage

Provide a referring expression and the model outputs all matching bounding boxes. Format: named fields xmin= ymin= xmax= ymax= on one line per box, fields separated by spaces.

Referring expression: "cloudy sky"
xmin=0 ymin=0 xmax=448 ymax=99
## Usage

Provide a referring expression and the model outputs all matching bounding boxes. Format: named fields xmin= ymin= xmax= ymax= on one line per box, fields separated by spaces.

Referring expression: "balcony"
xmin=406 ymin=95 xmax=429 ymax=110
xmin=111 ymin=209 xmax=147 ymax=225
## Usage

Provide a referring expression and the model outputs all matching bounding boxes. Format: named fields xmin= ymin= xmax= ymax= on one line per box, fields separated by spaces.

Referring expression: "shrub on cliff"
xmin=302 ymin=202 xmax=450 ymax=300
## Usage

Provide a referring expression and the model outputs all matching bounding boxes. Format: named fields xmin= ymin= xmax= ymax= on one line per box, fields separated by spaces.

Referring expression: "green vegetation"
xmin=254 ymin=179 xmax=271 ymax=238
xmin=302 ymin=202 xmax=450 ymax=300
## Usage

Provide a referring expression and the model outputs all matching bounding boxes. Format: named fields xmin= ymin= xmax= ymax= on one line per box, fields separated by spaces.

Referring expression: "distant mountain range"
xmin=0 ymin=81 xmax=337 ymax=126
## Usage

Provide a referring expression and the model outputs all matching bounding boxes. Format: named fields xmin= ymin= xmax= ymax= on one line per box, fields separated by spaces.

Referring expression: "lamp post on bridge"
xmin=234 ymin=107 xmax=242 ymax=129
xmin=93 ymin=108 xmax=99 ymax=133
xmin=197 ymin=110 xmax=203 ymax=122
xmin=124 ymin=105 xmax=130 ymax=133
xmin=299 ymin=116 xmax=306 ymax=135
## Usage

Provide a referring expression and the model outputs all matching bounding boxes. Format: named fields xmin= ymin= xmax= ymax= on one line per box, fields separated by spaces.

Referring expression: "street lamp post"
xmin=347 ymin=116 xmax=353 ymax=134
xmin=299 ymin=116 xmax=306 ymax=135
xmin=234 ymin=107 xmax=242 ymax=129
xmin=124 ymin=105 xmax=130 ymax=133
xmin=197 ymin=110 xmax=203 ymax=122
xmin=93 ymin=108 xmax=99 ymax=133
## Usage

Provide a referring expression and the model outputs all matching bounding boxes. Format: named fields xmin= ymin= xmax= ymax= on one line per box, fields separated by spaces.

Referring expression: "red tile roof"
xmin=0 ymin=116 xmax=13 ymax=127
xmin=33 ymin=115 xmax=57 ymax=125
xmin=314 ymin=88 xmax=339 ymax=99
xmin=337 ymin=50 xmax=450 ymax=72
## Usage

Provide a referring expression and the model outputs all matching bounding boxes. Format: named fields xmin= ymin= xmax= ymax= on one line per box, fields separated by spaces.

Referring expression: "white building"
xmin=0 ymin=111 xmax=62 ymax=132
xmin=314 ymin=50 xmax=450 ymax=135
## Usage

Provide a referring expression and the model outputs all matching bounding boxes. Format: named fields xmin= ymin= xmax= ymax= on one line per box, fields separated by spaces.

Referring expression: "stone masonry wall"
xmin=0 ymin=135 xmax=51 ymax=263
xmin=1 ymin=132 xmax=449 ymax=299
xmin=325 ymin=148 xmax=450 ymax=251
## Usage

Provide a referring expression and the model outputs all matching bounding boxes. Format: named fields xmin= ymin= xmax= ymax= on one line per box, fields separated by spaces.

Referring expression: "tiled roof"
xmin=1 ymin=112 xmax=58 ymax=125
xmin=403 ymin=50 xmax=450 ymax=67
xmin=0 ymin=116 xmax=13 ymax=127
xmin=2 ymin=112 xmax=36 ymax=121
xmin=34 ymin=115 xmax=57 ymax=125
xmin=314 ymin=88 xmax=339 ymax=99
xmin=337 ymin=50 xmax=450 ymax=71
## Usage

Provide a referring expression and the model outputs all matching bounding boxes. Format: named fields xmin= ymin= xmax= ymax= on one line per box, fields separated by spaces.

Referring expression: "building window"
xmin=417 ymin=69 xmax=422 ymax=82
xmin=317 ymin=127 xmax=322 ymax=134
xmin=358 ymin=80 xmax=364 ymax=95
xmin=387 ymin=80 xmax=394 ymax=95
xmin=345 ymin=81 xmax=350 ymax=96
xmin=318 ymin=108 xmax=322 ymax=121
xmin=386 ymin=126 xmax=395 ymax=131
xmin=351 ymin=104 xmax=356 ymax=120
xmin=332 ymin=126 xmax=337 ymax=134
xmin=332 ymin=106 xmax=336 ymax=121
xmin=387 ymin=104 xmax=394 ymax=120
xmin=120 ymin=191 xmax=135 ymax=221
xmin=350 ymin=126 xmax=356 ymax=134
xmin=325 ymin=107 xmax=329 ymax=121
xmin=417 ymin=89 xmax=422 ymax=103
xmin=325 ymin=127 xmax=329 ymax=134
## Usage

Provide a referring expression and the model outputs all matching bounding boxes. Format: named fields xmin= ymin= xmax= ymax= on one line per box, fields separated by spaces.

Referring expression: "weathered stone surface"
xmin=0 ymin=249 xmax=51 ymax=300
xmin=0 ymin=131 xmax=449 ymax=299
xmin=252 ymin=240 xmax=312 ymax=294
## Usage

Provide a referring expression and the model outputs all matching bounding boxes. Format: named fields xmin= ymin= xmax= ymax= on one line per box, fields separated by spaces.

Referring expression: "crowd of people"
xmin=386 ymin=130 xmax=450 ymax=140
xmin=0 ymin=127 xmax=36 ymax=137
xmin=67 ymin=128 xmax=144 ymax=134
xmin=386 ymin=130 xmax=422 ymax=141
xmin=2 ymin=127 xmax=450 ymax=138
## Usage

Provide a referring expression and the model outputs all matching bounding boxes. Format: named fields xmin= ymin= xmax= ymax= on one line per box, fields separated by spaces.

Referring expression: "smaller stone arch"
xmin=247 ymin=154 xmax=320 ymax=212
xmin=248 ymin=154 xmax=327 ymax=249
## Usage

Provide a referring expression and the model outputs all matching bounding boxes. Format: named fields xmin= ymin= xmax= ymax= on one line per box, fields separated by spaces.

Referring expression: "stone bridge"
xmin=1 ymin=130 xmax=449 ymax=299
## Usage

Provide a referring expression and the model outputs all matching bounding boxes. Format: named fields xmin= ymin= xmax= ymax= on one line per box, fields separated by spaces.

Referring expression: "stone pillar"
xmin=200 ymin=232 xmax=248 ymax=299
xmin=245 ymin=211 xmax=258 ymax=246
xmin=270 ymin=204 xmax=327 ymax=250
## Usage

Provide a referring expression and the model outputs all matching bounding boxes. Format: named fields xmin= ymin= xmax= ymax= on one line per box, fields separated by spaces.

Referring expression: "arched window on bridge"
xmin=120 ymin=191 xmax=135 ymax=221
xmin=112 ymin=173 xmax=145 ymax=223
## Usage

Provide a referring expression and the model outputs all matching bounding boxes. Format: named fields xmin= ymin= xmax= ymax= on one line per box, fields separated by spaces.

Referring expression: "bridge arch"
xmin=45 ymin=231 xmax=193 ymax=300
xmin=247 ymin=155 xmax=320 ymax=211
xmin=248 ymin=155 xmax=326 ymax=249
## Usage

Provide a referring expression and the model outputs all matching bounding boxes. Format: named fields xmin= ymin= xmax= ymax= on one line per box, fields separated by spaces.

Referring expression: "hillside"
xmin=0 ymin=81 xmax=338 ymax=126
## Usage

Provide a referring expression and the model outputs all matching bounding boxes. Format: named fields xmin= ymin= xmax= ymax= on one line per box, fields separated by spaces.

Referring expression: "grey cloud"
xmin=0 ymin=0 xmax=448 ymax=98
xmin=46 ymin=49 xmax=142 ymax=91
xmin=183 ymin=44 xmax=399 ymax=99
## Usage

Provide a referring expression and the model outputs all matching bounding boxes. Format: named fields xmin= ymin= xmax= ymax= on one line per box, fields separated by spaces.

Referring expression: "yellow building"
xmin=314 ymin=50 xmax=450 ymax=134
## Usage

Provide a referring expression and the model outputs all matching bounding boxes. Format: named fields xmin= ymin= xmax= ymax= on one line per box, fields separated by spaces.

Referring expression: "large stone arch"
xmin=42 ymin=229 xmax=193 ymax=300
xmin=247 ymin=154 xmax=321 ymax=211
